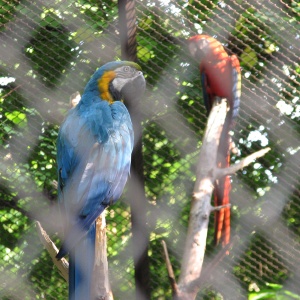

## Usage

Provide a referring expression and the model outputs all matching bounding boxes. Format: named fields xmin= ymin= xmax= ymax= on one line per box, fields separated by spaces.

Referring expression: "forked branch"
xmin=164 ymin=98 xmax=270 ymax=299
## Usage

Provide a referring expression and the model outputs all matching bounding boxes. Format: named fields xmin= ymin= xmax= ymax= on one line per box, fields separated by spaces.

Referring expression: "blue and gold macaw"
xmin=56 ymin=61 xmax=145 ymax=300
xmin=188 ymin=35 xmax=241 ymax=247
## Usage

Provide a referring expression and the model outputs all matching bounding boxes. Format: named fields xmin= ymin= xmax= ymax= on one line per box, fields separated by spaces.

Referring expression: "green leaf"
xmin=5 ymin=111 xmax=27 ymax=127
xmin=248 ymin=291 xmax=276 ymax=300
xmin=241 ymin=46 xmax=258 ymax=68
xmin=283 ymin=290 xmax=300 ymax=299
xmin=266 ymin=283 xmax=283 ymax=290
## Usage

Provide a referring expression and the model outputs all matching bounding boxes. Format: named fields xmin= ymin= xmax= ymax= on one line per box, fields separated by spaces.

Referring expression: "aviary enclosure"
xmin=0 ymin=0 xmax=300 ymax=299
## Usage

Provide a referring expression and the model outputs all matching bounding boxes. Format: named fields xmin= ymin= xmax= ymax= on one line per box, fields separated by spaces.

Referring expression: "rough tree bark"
xmin=92 ymin=214 xmax=114 ymax=300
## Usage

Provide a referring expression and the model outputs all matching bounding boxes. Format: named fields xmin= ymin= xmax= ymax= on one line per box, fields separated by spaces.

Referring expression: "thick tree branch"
xmin=176 ymin=99 xmax=227 ymax=299
xmin=174 ymin=98 xmax=270 ymax=299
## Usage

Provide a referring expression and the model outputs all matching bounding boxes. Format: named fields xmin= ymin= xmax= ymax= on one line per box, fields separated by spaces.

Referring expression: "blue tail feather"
xmin=69 ymin=223 xmax=96 ymax=300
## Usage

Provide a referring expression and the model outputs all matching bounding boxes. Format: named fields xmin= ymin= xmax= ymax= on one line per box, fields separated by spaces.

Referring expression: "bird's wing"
xmin=56 ymin=101 xmax=133 ymax=258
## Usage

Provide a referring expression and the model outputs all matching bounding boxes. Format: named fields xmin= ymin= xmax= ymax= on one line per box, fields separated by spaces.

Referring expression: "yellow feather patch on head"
xmin=97 ymin=70 xmax=116 ymax=103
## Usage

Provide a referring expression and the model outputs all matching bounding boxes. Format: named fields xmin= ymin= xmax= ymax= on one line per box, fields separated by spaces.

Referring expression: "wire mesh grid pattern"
xmin=0 ymin=0 xmax=300 ymax=299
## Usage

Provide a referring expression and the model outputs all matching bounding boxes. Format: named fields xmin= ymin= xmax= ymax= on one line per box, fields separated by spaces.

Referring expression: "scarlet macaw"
xmin=56 ymin=61 xmax=145 ymax=300
xmin=188 ymin=34 xmax=241 ymax=246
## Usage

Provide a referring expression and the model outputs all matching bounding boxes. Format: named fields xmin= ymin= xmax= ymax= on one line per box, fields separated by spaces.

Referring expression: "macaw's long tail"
xmin=214 ymin=115 xmax=231 ymax=246
xmin=69 ymin=223 xmax=96 ymax=300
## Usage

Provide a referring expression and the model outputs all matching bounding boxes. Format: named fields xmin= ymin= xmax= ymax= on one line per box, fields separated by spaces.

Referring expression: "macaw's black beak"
xmin=121 ymin=72 xmax=146 ymax=104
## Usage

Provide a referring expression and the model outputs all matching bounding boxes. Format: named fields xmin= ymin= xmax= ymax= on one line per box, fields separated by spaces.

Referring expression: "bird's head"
xmin=188 ymin=35 xmax=227 ymax=61
xmin=83 ymin=61 xmax=146 ymax=104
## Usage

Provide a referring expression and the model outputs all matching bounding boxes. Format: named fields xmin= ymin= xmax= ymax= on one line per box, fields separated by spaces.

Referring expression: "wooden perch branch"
xmin=216 ymin=147 xmax=271 ymax=178
xmin=172 ymin=98 xmax=270 ymax=299
xmin=92 ymin=214 xmax=114 ymax=300
xmin=175 ymin=99 xmax=227 ymax=299
xmin=36 ymin=221 xmax=69 ymax=282
xmin=37 ymin=214 xmax=114 ymax=299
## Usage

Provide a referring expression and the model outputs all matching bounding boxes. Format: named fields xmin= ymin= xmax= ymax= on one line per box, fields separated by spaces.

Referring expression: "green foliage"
xmin=0 ymin=0 xmax=19 ymax=29
xmin=282 ymin=186 xmax=300 ymax=238
xmin=25 ymin=15 xmax=77 ymax=88
xmin=235 ymin=234 xmax=288 ymax=291
xmin=248 ymin=283 xmax=300 ymax=300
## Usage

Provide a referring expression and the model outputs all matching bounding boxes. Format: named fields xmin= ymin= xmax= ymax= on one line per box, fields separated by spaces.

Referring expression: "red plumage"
xmin=188 ymin=34 xmax=241 ymax=246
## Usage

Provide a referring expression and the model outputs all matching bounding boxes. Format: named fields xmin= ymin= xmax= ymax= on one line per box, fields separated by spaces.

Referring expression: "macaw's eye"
xmin=123 ymin=66 xmax=130 ymax=72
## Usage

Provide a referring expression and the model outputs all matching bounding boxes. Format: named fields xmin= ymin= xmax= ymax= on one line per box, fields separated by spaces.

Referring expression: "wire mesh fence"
xmin=0 ymin=0 xmax=300 ymax=299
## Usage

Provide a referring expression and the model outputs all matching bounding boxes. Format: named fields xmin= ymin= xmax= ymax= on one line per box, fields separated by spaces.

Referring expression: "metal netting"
xmin=0 ymin=0 xmax=300 ymax=299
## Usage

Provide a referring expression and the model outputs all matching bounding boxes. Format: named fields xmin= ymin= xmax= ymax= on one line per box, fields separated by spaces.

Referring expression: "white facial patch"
xmin=111 ymin=66 xmax=142 ymax=92
xmin=111 ymin=77 xmax=129 ymax=92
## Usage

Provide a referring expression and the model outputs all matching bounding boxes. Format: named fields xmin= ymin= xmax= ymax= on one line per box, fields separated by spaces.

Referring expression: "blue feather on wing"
xmin=56 ymin=99 xmax=133 ymax=259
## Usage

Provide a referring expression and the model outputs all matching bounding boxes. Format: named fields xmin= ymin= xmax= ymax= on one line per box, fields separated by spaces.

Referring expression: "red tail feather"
xmin=214 ymin=116 xmax=232 ymax=246
xmin=214 ymin=153 xmax=231 ymax=246
xmin=188 ymin=34 xmax=241 ymax=248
